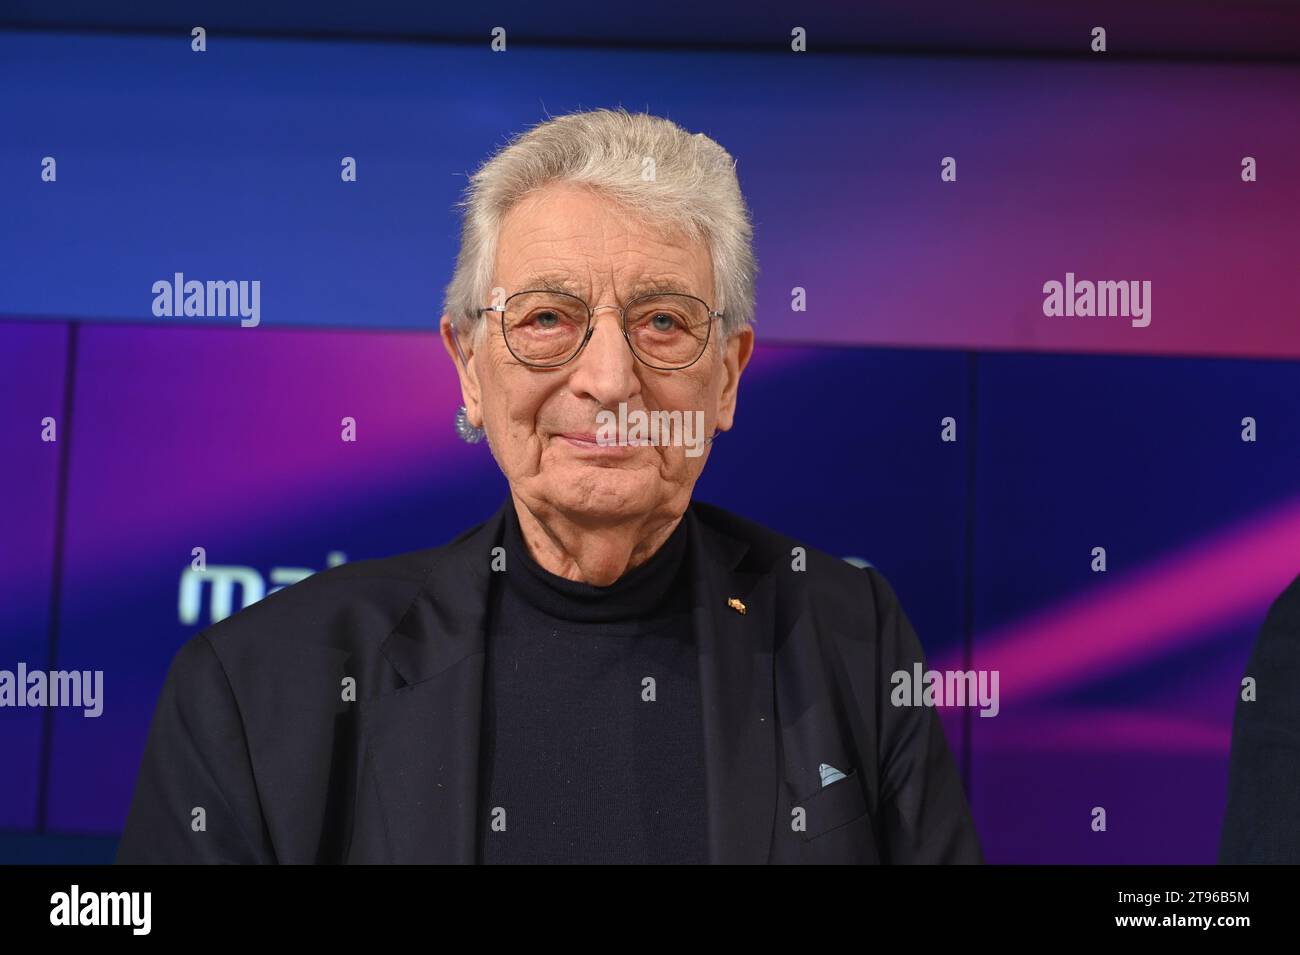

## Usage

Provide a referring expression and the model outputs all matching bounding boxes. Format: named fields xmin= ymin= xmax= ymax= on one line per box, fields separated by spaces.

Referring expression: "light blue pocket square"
xmin=819 ymin=763 xmax=847 ymax=787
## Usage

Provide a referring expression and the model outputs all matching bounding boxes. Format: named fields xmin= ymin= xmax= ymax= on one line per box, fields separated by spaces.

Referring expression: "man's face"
xmin=441 ymin=180 xmax=753 ymax=525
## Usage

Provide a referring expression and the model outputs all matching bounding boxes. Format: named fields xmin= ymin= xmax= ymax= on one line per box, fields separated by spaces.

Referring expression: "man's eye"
xmin=649 ymin=312 xmax=679 ymax=332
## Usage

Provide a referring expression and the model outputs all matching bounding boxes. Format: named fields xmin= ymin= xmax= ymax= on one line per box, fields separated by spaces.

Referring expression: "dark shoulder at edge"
xmin=1249 ymin=570 xmax=1300 ymax=662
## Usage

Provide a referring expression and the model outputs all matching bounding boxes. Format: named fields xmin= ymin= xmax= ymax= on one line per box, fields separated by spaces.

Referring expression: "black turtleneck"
xmin=478 ymin=499 xmax=708 ymax=864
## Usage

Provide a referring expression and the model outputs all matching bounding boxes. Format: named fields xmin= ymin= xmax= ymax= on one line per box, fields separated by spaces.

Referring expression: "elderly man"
xmin=117 ymin=108 xmax=981 ymax=865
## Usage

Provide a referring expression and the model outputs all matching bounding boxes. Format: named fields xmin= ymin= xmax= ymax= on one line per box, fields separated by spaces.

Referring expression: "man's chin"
xmin=536 ymin=471 xmax=659 ymax=520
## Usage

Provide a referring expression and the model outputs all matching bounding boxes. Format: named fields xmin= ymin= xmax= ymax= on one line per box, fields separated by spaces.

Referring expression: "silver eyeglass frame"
xmin=476 ymin=289 xmax=724 ymax=371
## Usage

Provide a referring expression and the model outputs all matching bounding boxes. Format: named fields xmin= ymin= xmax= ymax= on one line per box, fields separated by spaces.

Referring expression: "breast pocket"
xmin=794 ymin=769 xmax=870 ymax=841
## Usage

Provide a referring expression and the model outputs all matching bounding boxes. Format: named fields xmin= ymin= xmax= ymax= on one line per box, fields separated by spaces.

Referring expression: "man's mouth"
xmin=556 ymin=432 xmax=648 ymax=452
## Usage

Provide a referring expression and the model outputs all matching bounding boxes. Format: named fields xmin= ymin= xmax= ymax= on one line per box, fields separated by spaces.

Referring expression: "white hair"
xmin=442 ymin=107 xmax=758 ymax=346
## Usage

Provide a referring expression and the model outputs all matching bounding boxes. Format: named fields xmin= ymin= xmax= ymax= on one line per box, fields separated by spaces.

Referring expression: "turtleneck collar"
xmin=500 ymin=498 xmax=692 ymax=624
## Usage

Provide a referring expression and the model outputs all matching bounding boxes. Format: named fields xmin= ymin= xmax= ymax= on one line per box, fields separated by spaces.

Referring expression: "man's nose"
xmin=566 ymin=309 xmax=640 ymax=406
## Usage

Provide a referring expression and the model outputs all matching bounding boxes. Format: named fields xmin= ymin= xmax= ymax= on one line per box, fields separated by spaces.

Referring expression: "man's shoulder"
xmin=196 ymin=513 xmax=497 ymax=664
xmin=690 ymin=501 xmax=919 ymax=678
xmin=689 ymin=499 xmax=895 ymax=607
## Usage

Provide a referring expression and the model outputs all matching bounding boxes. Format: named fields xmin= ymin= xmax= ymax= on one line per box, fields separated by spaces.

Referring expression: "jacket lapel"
xmin=353 ymin=506 xmax=503 ymax=863
xmin=689 ymin=509 xmax=778 ymax=864
xmin=353 ymin=499 xmax=779 ymax=864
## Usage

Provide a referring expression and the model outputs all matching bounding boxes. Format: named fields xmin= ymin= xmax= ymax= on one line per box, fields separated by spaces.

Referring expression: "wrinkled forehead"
xmin=493 ymin=184 xmax=713 ymax=302
xmin=505 ymin=269 xmax=704 ymax=303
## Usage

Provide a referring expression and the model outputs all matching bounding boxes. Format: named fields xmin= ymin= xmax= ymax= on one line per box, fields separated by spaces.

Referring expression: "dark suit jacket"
xmin=116 ymin=498 xmax=983 ymax=864
xmin=1219 ymin=572 xmax=1300 ymax=863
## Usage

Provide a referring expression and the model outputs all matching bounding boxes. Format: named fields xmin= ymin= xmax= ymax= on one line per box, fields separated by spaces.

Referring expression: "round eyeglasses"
xmin=477 ymin=289 xmax=723 ymax=370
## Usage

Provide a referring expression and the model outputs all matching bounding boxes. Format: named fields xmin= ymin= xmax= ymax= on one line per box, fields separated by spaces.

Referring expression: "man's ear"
xmin=714 ymin=326 xmax=754 ymax=432
xmin=439 ymin=313 xmax=483 ymax=428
